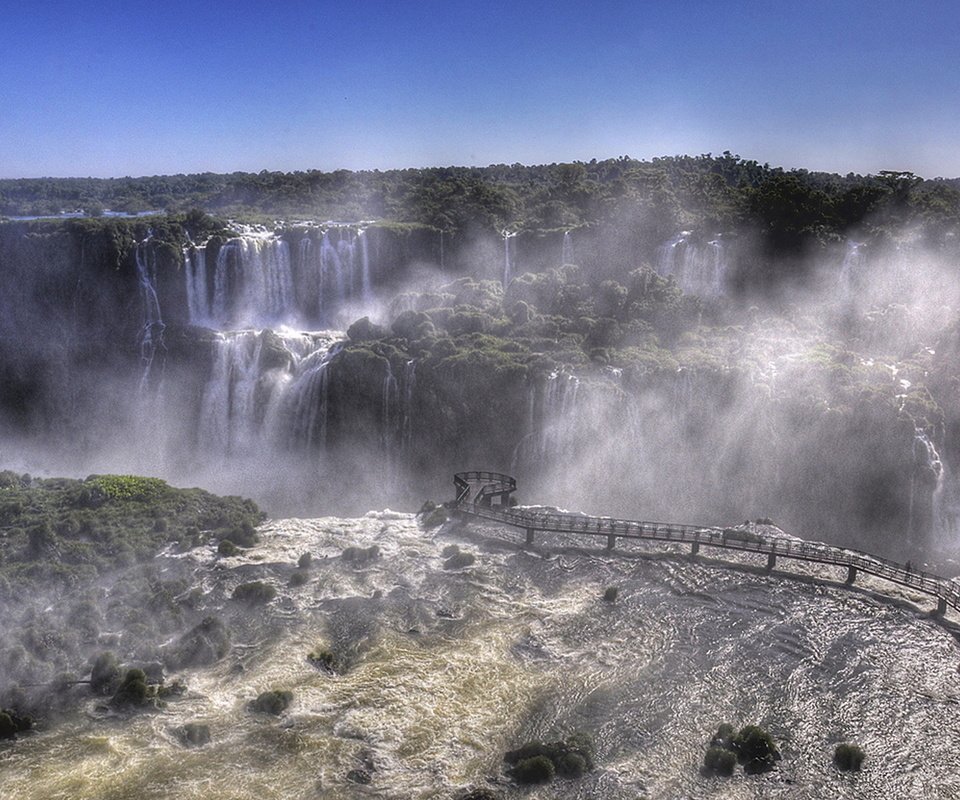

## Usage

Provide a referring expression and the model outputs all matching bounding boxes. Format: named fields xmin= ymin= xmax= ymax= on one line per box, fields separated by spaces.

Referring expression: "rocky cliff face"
xmin=0 ymin=216 xmax=955 ymax=562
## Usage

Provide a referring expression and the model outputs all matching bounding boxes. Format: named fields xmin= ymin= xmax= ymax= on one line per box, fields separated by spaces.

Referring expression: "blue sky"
xmin=3 ymin=0 xmax=959 ymax=178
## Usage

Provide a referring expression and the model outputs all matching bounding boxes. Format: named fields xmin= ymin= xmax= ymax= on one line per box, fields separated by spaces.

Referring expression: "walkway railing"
xmin=452 ymin=471 xmax=960 ymax=614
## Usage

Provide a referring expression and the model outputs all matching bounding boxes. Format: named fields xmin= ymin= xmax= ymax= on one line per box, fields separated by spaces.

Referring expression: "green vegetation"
xmin=833 ymin=742 xmax=865 ymax=771
xmin=703 ymin=746 xmax=737 ymax=777
xmin=231 ymin=581 xmax=276 ymax=606
xmin=0 ymin=708 xmax=33 ymax=739
xmin=250 ymin=689 xmax=293 ymax=715
xmin=0 ymin=472 xmax=263 ymax=589
xmin=603 ymin=586 xmax=619 ymax=602
xmin=109 ymin=668 xmax=150 ymax=708
xmin=703 ymin=723 xmax=780 ymax=776
xmin=3 ymin=158 xmax=957 ymax=253
xmin=734 ymin=725 xmax=781 ymax=773
xmin=504 ymin=734 xmax=595 ymax=785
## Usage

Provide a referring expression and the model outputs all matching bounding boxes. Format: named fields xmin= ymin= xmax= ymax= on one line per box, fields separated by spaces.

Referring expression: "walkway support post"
xmin=766 ymin=552 xmax=776 ymax=572
xmin=846 ymin=566 xmax=857 ymax=585
xmin=690 ymin=541 xmax=700 ymax=557
xmin=606 ymin=534 xmax=616 ymax=551
xmin=525 ymin=528 xmax=536 ymax=546
xmin=938 ymin=597 xmax=947 ymax=616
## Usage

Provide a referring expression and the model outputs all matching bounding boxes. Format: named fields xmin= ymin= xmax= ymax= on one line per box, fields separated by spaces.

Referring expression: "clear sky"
xmin=3 ymin=0 xmax=959 ymax=179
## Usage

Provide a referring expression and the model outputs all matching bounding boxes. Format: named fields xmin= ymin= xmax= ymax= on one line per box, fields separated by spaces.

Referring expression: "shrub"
xmin=833 ymin=742 xmax=865 ymax=771
xmin=703 ymin=746 xmax=737 ymax=776
xmin=250 ymin=689 xmax=293 ymax=715
xmin=297 ymin=552 xmax=312 ymax=569
xmin=504 ymin=734 xmax=594 ymax=784
xmin=165 ymin=617 xmax=231 ymax=670
xmin=90 ymin=651 xmax=121 ymax=695
xmin=0 ymin=708 xmax=32 ymax=739
xmin=289 ymin=570 xmax=309 ymax=587
xmin=557 ymin=751 xmax=588 ymax=778
xmin=734 ymin=725 xmax=780 ymax=773
xmin=710 ymin=722 xmax=736 ymax=749
xmin=603 ymin=586 xmax=619 ymax=602
xmin=110 ymin=668 xmax=149 ymax=707
xmin=222 ymin=521 xmax=257 ymax=548
xmin=217 ymin=539 xmax=239 ymax=557
xmin=510 ymin=755 xmax=555 ymax=784
xmin=232 ymin=581 xmax=276 ymax=605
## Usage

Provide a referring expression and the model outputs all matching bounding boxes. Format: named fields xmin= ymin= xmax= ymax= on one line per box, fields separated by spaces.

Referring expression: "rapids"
xmin=3 ymin=513 xmax=960 ymax=798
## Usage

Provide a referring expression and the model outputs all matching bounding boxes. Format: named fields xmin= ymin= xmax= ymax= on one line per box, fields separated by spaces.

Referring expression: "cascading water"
xmin=561 ymin=229 xmax=574 ymax=265
xmin=135 ymin=237 xmax=165 ymax=389
xmin=502 ymin=229 xmax=517 ymax=286
xmin=656 ymin=232 xmax=728 ymax=297
xmin=188 ymin=226 xmax=375 ymax=330
xmin=910 ymin=428 xmax=943 ymax=541
xmin=197 ymin=330 xmax=341 ymax=457
xmin=838 ymin=240 xmax=865 ymax=295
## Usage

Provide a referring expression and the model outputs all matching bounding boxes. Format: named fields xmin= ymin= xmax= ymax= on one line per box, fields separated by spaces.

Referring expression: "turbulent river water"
xmin=3 ymin=512 xmax=960 ymax=799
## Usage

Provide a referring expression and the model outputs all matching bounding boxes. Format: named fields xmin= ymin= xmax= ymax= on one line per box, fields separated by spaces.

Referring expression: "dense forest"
xmin=3 ymin=154 xmax=960 ymax=257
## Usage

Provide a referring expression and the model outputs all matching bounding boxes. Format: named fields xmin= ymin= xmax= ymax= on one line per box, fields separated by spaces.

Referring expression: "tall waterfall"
xmin=837 ymin=240 xmax=865 ymax=296
xmin=503 ymin=230 xmax=517 ymax=286
xmin=561 ymin=230 xmax=574 ymax=265
xmin=910 ymin=428 xmax=943 ymax=541
xmin=656 ymin=232 xmax=728 ymax=296
xmin=135 ymin=238 xmax=165 ymax=389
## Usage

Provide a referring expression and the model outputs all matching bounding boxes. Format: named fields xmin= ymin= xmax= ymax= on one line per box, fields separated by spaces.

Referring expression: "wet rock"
xmin=346 ymin=768 xmax=372 ymax=785
xmin=165 ymin=617 xmax=231 ymax=670
xmin=250 ymin=689 xmax=293 ymax=715
xmin=175 ymin=722 xmax=211 ymax=747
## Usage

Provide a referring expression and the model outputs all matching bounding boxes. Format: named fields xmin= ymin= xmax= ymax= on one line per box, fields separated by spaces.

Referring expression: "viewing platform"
xmin=453 ymin=470 xmax=960 ymax=615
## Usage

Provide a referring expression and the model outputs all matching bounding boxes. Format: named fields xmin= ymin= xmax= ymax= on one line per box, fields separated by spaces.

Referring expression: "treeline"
xmin=2 ymin=154 xmax=959 ymax=250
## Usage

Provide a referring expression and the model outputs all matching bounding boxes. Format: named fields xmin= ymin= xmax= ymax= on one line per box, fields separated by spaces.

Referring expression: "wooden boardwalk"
xmin=453 ymin=470 xmax=960 ymax=614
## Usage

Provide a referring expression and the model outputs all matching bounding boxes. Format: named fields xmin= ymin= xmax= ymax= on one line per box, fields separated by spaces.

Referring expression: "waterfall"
xmin=359 ymin=228 xmax=372 ymax=305
xmin=838 ymin=241 xmax=864 ymax=295
xmin=512 ymin=372 xmax=582 ymax=468
xmin=656 ymin=232 xmax=728 ymax=297
xmin=381 ymin=361 xmax=400 ymax=453
xmin=235 ymin=237 xmax=294 ymax=325
xmin=135 ymin=238 xmax=165 ymax=389
xmin=400 ymin=359 xmax=417 ymax=451
xmin=561 ymin=230 xmax=574 ymax=265
xmin=197 ymin=331 xmax=341 ymax=456
xmin=184 ymin=245 xmax=209 ymax=326
xmin=909 ymin=428 xmax=944 ymax=540
xmin=186 ymin=227 xmax=378 ymax=329
xmin=211 ymin=241 xmax=237 ymax=325
xmin=502 ymin=230 xmax=517 ymax=287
